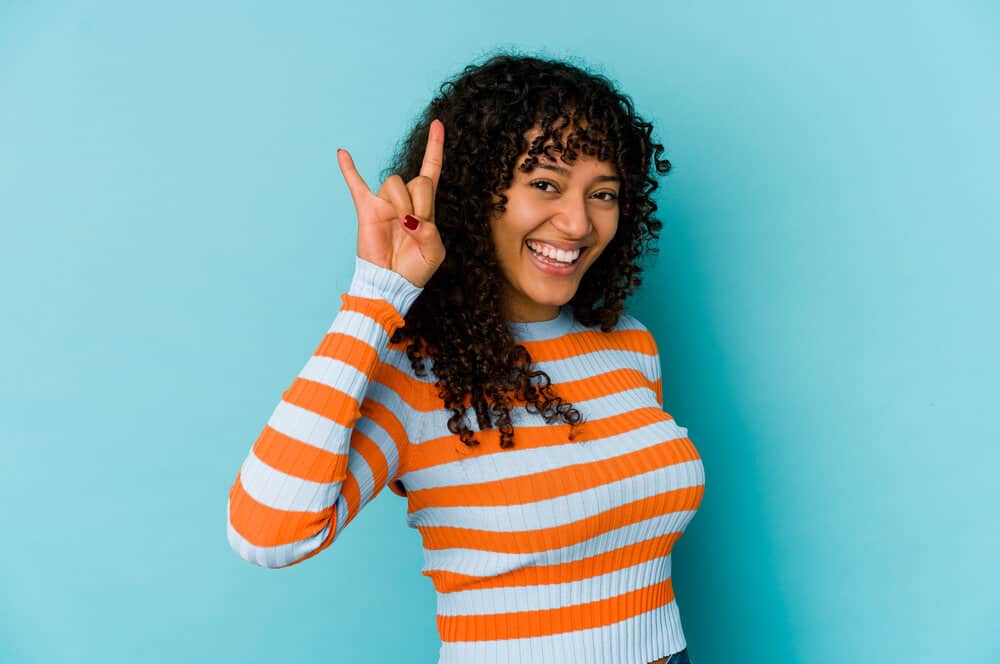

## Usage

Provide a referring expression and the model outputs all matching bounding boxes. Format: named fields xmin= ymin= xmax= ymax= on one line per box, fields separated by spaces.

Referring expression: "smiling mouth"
xmin=525 ymin=241 xmax=587 ymax=266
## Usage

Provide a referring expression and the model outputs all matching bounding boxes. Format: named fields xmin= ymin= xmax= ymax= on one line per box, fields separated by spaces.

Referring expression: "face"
xmin=490 ymin=126 xmax=620 ymax=322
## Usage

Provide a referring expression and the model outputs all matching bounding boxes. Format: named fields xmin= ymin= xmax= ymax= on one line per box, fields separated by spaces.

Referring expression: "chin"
xmin=525 ymin=289 xmax=576 ymax=306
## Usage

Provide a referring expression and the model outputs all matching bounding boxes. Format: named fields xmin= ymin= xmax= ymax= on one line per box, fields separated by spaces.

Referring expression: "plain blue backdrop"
xmin=2 ymin=1 xmax=997 ymax=662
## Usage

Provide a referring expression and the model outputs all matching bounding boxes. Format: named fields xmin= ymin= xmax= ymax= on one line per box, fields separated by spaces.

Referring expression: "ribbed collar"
xmin=506 ymin=304 xmax=575 ymax=342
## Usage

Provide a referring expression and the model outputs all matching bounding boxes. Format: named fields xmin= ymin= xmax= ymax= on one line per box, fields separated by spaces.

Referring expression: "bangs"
xmin=518 ymin=109 xmax=618 ymax=174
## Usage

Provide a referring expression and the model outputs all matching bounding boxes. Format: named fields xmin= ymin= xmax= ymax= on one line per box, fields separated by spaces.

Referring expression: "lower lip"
xmin=525 ymin=242 xmax=586 ymax=275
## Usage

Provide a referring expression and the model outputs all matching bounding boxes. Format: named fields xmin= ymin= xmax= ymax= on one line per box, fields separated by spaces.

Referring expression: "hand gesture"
xmin=336 ymin=119 xmax=447 ymax=289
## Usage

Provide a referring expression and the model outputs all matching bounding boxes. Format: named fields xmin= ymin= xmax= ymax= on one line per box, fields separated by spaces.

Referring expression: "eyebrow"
xmin=534 ymin=162 xmax=621 ymax=183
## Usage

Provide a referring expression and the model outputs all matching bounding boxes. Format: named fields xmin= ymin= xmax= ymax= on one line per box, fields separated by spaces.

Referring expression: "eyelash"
xmin=529 ymin=179 xmax=618 ymax=201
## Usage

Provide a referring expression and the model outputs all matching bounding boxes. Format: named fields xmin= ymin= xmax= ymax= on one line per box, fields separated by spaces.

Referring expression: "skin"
xmin=490 ymin=125 xmax=621 ymax=323
xmin=337 ymin=119 xmax=446 ymax=289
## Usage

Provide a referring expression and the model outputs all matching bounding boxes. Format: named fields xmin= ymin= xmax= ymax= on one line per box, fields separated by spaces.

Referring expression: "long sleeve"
xmin=628 ymin=316 xmax=665 ymax=409
xmin=647 ymin=329 xmax=664 ymax=408
xmin=226 ymin=256 xmax=424 ymax=569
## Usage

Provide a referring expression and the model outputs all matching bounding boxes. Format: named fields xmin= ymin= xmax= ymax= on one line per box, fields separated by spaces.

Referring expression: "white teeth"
xmin=526 ymin=240 xmax=581 ymax=263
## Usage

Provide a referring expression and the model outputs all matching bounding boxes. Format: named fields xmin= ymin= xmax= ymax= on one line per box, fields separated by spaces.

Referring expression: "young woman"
xmin=227 ymin=52 xmax=704 ymax=664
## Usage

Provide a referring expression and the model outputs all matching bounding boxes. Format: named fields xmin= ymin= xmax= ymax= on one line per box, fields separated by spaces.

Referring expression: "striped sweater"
xmin=227 ymin=256 xmax=706 ymax=664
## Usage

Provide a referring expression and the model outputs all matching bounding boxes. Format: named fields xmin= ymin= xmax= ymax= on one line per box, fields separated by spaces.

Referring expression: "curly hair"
xmin=379 ymin=50 xmax=673 ymax=451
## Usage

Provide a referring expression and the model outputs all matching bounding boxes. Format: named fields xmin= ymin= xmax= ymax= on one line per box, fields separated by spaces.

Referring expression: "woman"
xmin=227 ymin=52 xmax=704 ymax=664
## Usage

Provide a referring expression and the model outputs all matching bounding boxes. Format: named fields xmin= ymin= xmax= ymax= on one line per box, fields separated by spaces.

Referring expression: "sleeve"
xmin=629 ymin=315 xmax=663 ymax=408
xmin=226 ymin=256 xmax=424 ymax=569
xmin=648 ymin=331 xmax=663 ymax=408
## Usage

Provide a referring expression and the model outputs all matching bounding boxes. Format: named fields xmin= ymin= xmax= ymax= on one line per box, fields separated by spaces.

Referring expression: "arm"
xmin=648 ymin=331 xmax=664 ymax=408
xmin=625 ymin=314 xmax=665 ymax=409
xmin=226 ymin=256 xmax=423 ymax=568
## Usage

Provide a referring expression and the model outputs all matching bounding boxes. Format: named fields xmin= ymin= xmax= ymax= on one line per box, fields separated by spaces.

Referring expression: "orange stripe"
xmin=340 ymin=469 xmax=361 ymax=528
xmin=253 ymin=426 xmax=347 ymax=483
xmin=394 ymin=331 xmax=658 ymax=415
xmin=276 ymin=528 xmax=336 ymax=568
xmin=425 ymin=531 xmax=682 ymax=592
xmin=398 ymin=366 xmax=656 ymax=419
xmin=283 ymin=374 xmax=362 ymax=430
xmin=437 ymin=576 xmax=675 ymax=641
xmin=340 ymin=424 xmax=396 ymax=528
xmin=279 ymin=363 xmax=409 ymax=435
xmin=248 ymin=398 xmax=410 ymax=534
xmin=254 ymin=385 xmax=409 ymax=482
xmin=359 ymin=393 xmax=412 ymax=504
xmin=407 ymin=407 xmax=674 ymax=472
xmin=314 ymin=329 xmax=379 ymax=372
xmin=566 ymin=366 xmax=655 ymax=402
xmin=514 ymin=327 xmax=656 ymax=362
xmin=419 ymin=484 xmax=704 ymax=553
xmin=338 ymin=293 xmax=406 ymax=335
xmin=358 ymin=388 xmax=411 ymax=483
xmin=372 ymin=359 xmax=425 ymax=415
xmin=408 ymin=435 xmax=699 ymax=512
xmin=228 ymin=474 xmax=335 ymax=548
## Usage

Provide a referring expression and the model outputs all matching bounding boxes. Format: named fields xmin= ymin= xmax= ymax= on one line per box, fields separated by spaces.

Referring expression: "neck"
xmin=504 ymin=302 xmax=562 ymax=323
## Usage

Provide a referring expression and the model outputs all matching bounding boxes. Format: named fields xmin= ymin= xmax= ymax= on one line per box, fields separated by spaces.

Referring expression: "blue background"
xmin=2 ymin=1 xmax=997 ymax=662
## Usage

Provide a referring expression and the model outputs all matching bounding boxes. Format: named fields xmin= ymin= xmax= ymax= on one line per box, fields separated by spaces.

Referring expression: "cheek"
xmin=598 ymin=222 xmax=619 ymax=254
xmin=491 ymin=220 xmax=531 ymax=256
xmin=489 ymin=225 xmax=524 ymax=273
xmin=590 ymin=236 xmax=615 ymax=263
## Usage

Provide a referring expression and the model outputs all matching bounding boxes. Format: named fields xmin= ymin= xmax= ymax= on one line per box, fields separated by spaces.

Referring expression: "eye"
xmin=529 ymin=179 xmax=558 ymax=193
xmin=594 ymin=191 xmax=619 ymax=202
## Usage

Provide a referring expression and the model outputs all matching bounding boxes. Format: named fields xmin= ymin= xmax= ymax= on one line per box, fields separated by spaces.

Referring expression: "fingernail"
xmin=403 ymin=214 xmax=419 ymax=230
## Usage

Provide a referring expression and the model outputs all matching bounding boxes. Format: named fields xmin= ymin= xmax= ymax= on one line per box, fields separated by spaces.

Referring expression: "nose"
xmin=552 ymin=195 xmax=592 ymax=239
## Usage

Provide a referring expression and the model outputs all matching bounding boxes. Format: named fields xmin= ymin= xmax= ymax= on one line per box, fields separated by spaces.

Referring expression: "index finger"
xmin=419 ymin=119 xmax=445 ymax=190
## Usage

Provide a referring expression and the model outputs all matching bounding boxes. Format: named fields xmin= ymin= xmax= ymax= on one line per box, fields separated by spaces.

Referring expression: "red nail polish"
xmin=403 ymin=214 xmax=419 ymax=230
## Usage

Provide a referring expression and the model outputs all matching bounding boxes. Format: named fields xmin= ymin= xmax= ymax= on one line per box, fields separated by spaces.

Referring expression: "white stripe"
xmin=409 ymin=381 xmax=673 ymax=451
xmin=326 ymin=307 xmax=390 ymax=342
xmin=407 ymin=459 xmax=703 ymax=531
xmin=298 ymin=354 xmax=371 ymax=394
xmin=436 ymin=553 xmax=672 ymax=616
xmin=420 ymin=510 xmax=698 ymax=576
xmin=436 ymin=597 xmax=686 ymax=664
xmin=332 ymin=493 xmax=351 ymax=539
xmin=238 ymin=449 xmax=343 ymax=512
xmin=404 ymin=417 xmax=687 ymax=491
xmin=396 ymin=343 xmax=658 ymax=388
xmin=341 ymin=417 xmax=396 ymax=512
xmin=268 ymin=400 xmax=350 ymax=454
xmin=240 ymin=413 xmax=404 ymax=514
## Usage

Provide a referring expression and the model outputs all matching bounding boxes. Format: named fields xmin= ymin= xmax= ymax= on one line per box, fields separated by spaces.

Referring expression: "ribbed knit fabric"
xmin=227 ymin=255 xmax=706 ymax=664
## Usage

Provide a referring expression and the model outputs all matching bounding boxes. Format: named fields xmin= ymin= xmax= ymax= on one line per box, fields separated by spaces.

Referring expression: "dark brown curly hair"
xmin=380 ymin=50 xmax=673 ymax=451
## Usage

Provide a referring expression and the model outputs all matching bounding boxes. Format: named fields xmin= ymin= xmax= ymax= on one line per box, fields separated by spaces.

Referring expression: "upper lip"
xmin=526 ymin=239 xmax=589 ymax=251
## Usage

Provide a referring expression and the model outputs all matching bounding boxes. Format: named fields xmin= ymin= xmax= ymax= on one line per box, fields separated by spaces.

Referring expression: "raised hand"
xmin=336 ymin=119 xmax=447 ymax=289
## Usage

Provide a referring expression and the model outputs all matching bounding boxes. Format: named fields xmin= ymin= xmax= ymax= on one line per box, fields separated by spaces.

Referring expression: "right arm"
xmin=227 ymin=118 xmax=446 ymax=568
xmin=226 ymin=256 xmax=423 ymax=568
